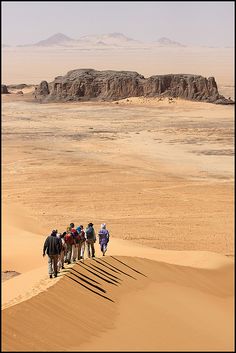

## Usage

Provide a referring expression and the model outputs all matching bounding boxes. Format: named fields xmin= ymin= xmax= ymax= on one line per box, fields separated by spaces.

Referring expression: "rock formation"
xmin=1 ymin=84 xmax=9 ymax=94
xmin=7 ymin=84 xmax=28 ymax=89
xmin=34 ymin=69 xmax=234 ymax=104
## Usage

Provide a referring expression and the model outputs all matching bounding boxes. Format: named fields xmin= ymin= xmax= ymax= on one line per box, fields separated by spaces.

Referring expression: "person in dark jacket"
xmin=43 ymin=229 xmax=62 ymax=278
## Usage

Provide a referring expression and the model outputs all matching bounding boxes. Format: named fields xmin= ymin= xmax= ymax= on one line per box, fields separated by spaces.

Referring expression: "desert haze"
xmin=2 ymin=33 xmax=234 ymax=99
xmin=1 ymin=34 xmax=234 ymax=351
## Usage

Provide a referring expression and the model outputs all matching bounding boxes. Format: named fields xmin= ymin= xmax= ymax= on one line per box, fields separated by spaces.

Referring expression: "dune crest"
xmin=2 ymin=256 xmax=234 ymax=351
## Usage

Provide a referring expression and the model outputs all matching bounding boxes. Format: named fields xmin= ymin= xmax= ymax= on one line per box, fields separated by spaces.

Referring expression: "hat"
xmin=51 ymin=229 xmax=57 ymax=236
xmin=101 ymin=223 xmax=106 ymax=229
xmin=88 ymin=222 xmax=93 ymax=227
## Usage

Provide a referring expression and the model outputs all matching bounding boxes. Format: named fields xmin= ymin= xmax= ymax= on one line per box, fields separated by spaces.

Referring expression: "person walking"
xmin=57 ymin=232 xmax=67 ymax=271
xmin=65 ymin=230 xmax=76 ymax=264
xmin=76 ymin=225 xmax=86 ymax=260
xmin=85 ymin=222 xmax=96 ymax=258
xmin=43 ymin=229 xmax=62 ymax=278
xmin=70 ymin=223 xmax=79 ymax=262
xmin=98 ymin=223 xmax=110 ymax=256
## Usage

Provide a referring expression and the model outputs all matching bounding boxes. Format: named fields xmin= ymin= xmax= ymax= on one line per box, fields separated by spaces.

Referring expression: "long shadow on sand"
xmin=92 ymin=259 xmax=121 ymax=274
xmin=71 ymin=267 xmax=101 ymax=284
xmin=66 ymin=275 xmax=114 ymax=302
xmin=82 ymin=262 xmax=120 ymax=284
xmin=110 ymin=256 xmax=147 ymax=277
xmin=89 ymin=263 xmax=122 ymax=281
xmin=69 ymin=270 xmax=104 ymax=291
xmin=77 ymin=262 xmax=118 ymax=285
xmin=93 ymin=258 xmax=137 ymax=279
xmin=60 ymin=268 xmax=102 ymax=285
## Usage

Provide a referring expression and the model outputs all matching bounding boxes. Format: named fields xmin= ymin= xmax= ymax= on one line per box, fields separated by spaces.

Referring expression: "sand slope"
xmin=2 ymin=203 xmax=47 ymax=273
xmin=2 ymin=202 xmax=234 ymax=351
xmin=2 ymin=256 xmax=234 ymax=351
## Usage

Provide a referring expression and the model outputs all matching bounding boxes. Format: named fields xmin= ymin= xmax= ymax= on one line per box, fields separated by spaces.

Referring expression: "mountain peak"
xmin=34 ymin=33 xmax=74 ymax=46
xmin=107 ymin=32 xmax=130 ymax=38
xmin=48 ymin=33 xmax=72 ymax=40
xmin=79 ymin=32 xmax=138 ymax=44
xmin=156 ymin=37 xmax=186 ymax=47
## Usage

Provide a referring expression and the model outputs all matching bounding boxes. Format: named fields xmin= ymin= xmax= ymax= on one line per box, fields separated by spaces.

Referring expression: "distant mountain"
xmin=18 ymin=33 xmax=76 ymax=47
xmin=78 ymin=32 xmax=141 ymax=46
xmin=34 ymin=33 xmax=77 ymax=46
xmin=13 ymin=33 xmax=188 ymax=49
xmin=154 ymin=37 xmax=186 ymax=47
xmin=16 ymin=32 xmax=141 ymax=48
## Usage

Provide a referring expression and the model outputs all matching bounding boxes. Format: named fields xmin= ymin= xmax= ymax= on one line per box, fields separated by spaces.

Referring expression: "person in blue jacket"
xmin=98 ymin=223 xmax=110 ymax=256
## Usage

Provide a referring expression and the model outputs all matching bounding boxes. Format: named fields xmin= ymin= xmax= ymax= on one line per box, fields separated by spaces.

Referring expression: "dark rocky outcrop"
xmin=34 ymin=69 xmax=234 ymax=104
xmin=35 ymin=80 xmax=50 ymax=96
xmin=1 ymin=84 xmax=10 ymax=94
xmin=7 ymin=84 xmax=28 ymax=89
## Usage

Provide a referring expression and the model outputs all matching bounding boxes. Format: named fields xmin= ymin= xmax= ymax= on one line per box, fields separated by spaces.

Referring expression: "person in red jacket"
xmin=65 ymin=229 xmax=76 ymax=264
xmin=69 ymin=223 xmax=79 ymax=262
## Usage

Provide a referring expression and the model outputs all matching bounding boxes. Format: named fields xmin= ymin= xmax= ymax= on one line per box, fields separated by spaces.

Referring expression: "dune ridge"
xmin=2 ymin=203 xmax=234 ymax=351
xmin=2 ymin=255 xmax=234 ymax=351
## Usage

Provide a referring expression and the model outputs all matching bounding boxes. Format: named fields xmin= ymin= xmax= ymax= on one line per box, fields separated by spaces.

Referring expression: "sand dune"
xmin=2 ymin=203 xmax=47 ymax=273
xmin=2 ymin=255 xmax=234 ymax=351
xmin=2 ymin=202 xmax=234 ymax=351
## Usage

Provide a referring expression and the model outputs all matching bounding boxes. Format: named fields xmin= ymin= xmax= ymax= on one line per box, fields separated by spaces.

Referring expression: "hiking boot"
xmin=49 ymin=274 xmax=53 ymax=279
xmin=62 ymin=266 xmax=65 ymax=269
xmin=54 ymin=273 xmax=57 ymax=278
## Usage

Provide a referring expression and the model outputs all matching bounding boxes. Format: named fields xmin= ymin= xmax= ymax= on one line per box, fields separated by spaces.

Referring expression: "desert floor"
xmin=2 ymin=90 xmax=234 ymax=351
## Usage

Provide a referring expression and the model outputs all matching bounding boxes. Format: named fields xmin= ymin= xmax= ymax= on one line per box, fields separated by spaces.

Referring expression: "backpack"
xmin=65 ymin=232 xmax=74 ymax=245
xmin=86 ymin=226 xmax=94 ymax=240
xmin=71 ymin=229 xmax=78 ymax=238
xmin=77 ymin=230 xmax=85 ymax=242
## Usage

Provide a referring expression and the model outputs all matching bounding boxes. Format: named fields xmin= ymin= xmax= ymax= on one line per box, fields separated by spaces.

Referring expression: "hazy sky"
xmin=1 ymin=1 xmax=234 ymax=46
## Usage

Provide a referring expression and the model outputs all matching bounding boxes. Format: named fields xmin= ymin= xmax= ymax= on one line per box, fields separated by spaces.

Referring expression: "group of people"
xmin=43 ymin=222 xmax=110 ymax=278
